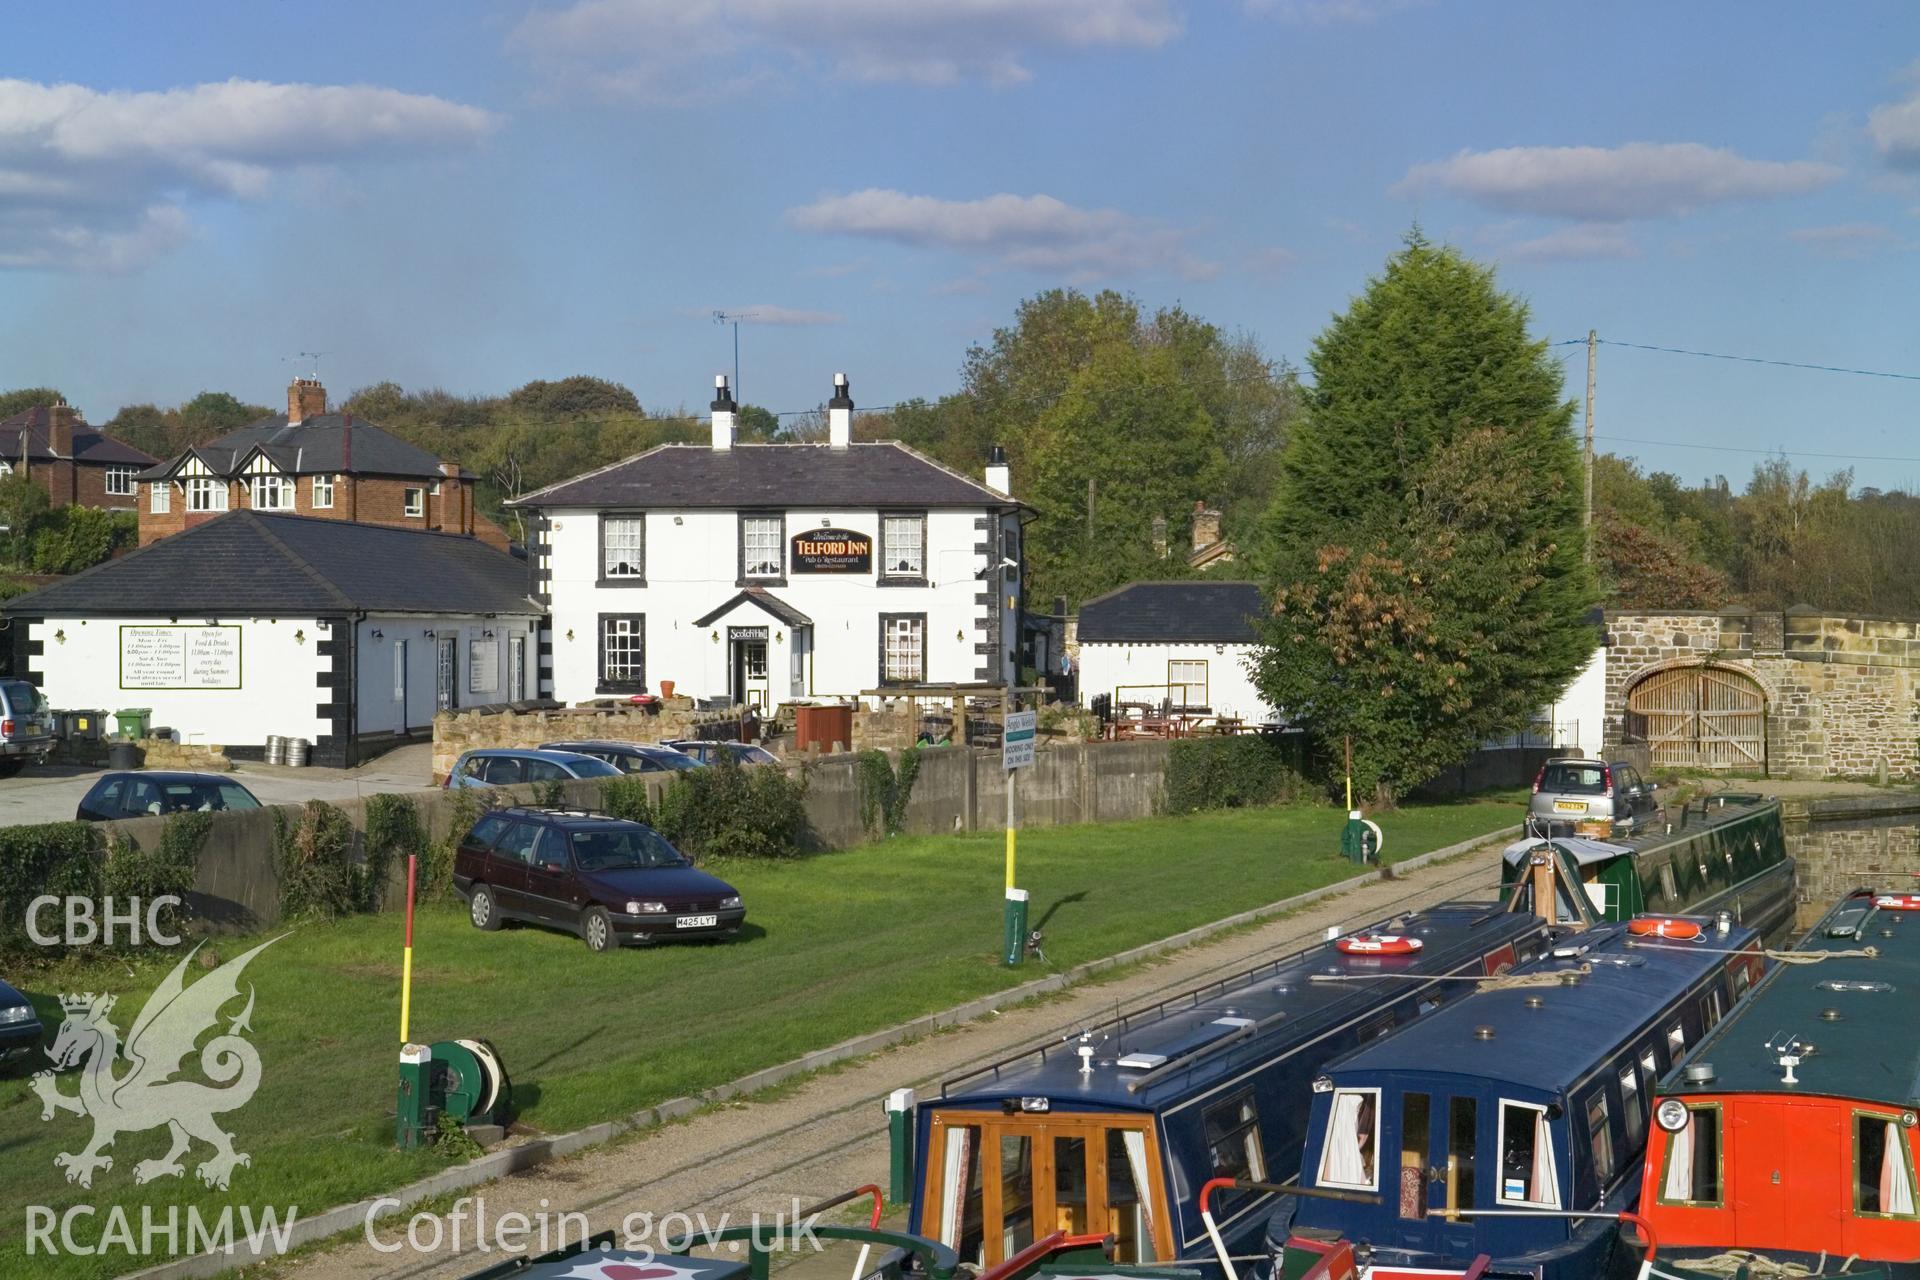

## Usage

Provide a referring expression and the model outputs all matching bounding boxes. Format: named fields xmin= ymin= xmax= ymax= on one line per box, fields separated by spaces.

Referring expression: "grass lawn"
xmin=0 ymin=797 xmax=1519 ymax=1278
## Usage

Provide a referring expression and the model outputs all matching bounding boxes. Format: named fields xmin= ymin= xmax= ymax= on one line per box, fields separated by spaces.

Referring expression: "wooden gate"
xmin=1626 ymin=665 xmax=1767 ymax=771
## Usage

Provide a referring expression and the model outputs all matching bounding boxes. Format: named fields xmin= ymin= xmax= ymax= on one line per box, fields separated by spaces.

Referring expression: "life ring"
xmin=1337 ymin=934 xmax=1423 ymax=956
xmin=1628 ymin=916 xmax=1703 ymax=941
xmin=1874 ymin=894 xmax=1920 ymax=912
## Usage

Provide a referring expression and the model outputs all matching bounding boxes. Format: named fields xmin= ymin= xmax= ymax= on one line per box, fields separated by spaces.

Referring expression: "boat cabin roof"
xmin=1502 ymin=793 xmax=1778 ymax=873
xmin=1501 ymin=834 xmax=1628 ymax=870
xmin=1327 ymin=918 xmax=1759 ymax=1096
xmin=1664 ymin=889 xmax=1920 ymax=1107
xmin=935 ymin=902 xmax=1547 ymax=1111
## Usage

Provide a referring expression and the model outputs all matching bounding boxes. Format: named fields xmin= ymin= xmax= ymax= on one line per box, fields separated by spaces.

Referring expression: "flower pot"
xmin=660 ymin=680 xmax=676 ymax=699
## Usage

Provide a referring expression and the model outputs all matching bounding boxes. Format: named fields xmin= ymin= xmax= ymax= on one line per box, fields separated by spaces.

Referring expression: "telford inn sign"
xmin=789 ymin=527 xmax=873 ymax=574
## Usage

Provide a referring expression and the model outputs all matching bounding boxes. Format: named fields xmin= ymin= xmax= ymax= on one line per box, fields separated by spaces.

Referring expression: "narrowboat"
xmin=1500 ymin=793 xmax=1794 ymax=945
xmin=1635 ymin=888 xmax=1920 ymax=1280
xmin=1270 ymin=913 xmax=1765 ymax=1280
xmin=904 ymin=901 xmax=1562 ymax=1273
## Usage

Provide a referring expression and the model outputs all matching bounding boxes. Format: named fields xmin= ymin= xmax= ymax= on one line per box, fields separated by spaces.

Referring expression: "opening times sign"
xmin=119 ymin=625 xmax=243 ymax=690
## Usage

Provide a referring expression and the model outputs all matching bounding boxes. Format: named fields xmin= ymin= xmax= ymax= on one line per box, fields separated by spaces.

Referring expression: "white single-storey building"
xmin=515 ymin=374 xmax=1025 ymax=709
xmin=1075 ymin=581 xmax=1280 ymax=724
xmin=4 ymin=511 xmax=543 ymax=764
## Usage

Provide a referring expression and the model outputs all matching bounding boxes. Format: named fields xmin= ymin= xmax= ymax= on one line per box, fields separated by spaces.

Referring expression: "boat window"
xmin=1000 ymin=1134 xmax=1034 ymax=1258
xmin=1699 ymin=991 xmax=1722 ymax=1032
xmin=1640 ymin=1048 xmax=1660 ymax=1089
xmin=1105 ymin=1129 xmax=1158 ymax=1263
xmin=1667 ymin=1022 xmax=1686 ymax=1059
xmin=1316 ymin=1088 xmax=1379 ymax=1190
xmin=1053 ymin=1136 xmax=1089 ymax=1234
xmin=1619 ymin=1065 xmax=1644 ymax=1145
xmin=1448 ymin=1097 xmax=1479 ymax=1216
xmin=1731 ymin=962 xmax=1751 ymax=997
xmin=1586 ymin=1093 xmax=1616 ymax=1190
xmin=1854 ymin=1112 xmax=1919 ymax=1219
xmin=1398 ymin=1093 xmax=1431 ymax=1220
xmin=938 ymin=1124 xmax=985 ymax=1264
xmin=1206 ymin=1091 xmax=1270 ymax=1192
xmin=1497 ymin=1101 xmax=1561 ymax=1208
xmin=1657 ymin=1104 xmax=1722 ymax=1207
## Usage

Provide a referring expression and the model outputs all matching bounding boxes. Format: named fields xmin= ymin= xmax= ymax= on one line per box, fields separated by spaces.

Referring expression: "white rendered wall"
xmin=27 ymin=615 xmax=329 ymax=749
xmin=1544 ymin=645 xmax=1607 ymax=757
xmin=355 ymin=614 xmax=544 ymax=735
xmin=543 ymin=505 xmax=1018 ymax=704
xmin=1076 ymin=641 xmax=1279 ymax=723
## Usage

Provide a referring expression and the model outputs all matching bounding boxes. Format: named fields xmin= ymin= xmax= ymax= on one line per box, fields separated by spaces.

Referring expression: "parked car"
xmin=75 ymin=771 xmax=262 ymax=821
xmin=444 ymin=748 xmax=623 ymax=790
xmin=1527 ymin=756 xmax=1660 ymax=835
xmin=540 ymin=741 xmax=702 ymax=774
xmin=451 ymin=807 xmax=745 ymax=951
xmin=0 ymin=679 xmax=55 ymax=776
xmin=0 ymin=976 xmax=41 ymax=1069
xmin=663 ymin=739 xmax=781 ymax=767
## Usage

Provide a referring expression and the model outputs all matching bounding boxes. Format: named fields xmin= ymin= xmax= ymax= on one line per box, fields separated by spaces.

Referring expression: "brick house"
xmin=0 ymin=403 xmax=157 ymax=512
xmin=135 ymin=378 xmax=512 ymax=549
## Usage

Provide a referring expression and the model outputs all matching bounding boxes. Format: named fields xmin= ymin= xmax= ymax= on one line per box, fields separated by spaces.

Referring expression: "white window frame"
xmin=1168 ymin=659 xmax=1209 ymax=707
xmin=393 ymin=639 xmax=408 ymax=702
xmin=601 ymin=515 xmax=645 ymax=580
xmin=312 ymin=474 xmax=334 ymax=509
xmin=186 ymin=477 xmax=228 ymax=512
xmin=249 ymin=473 xmax=293 ymax=511
xmin=1315 ymin=1086 xmax=1381 ymax=1191
xmin=881 ymin=512 xmax=926 ymax=579
xmin=742 ymin=515 xmax=782 ymax=579
xmin=105 ymin=465 xmax=137 ymax=497
xmin=149 ymin=481 xmax=170 ymax=514
xmin=881 ymin=614 xmax=925 ymax=684
xmin=404 ymin=487 xmax=425 ymax=517
xmin=1495 ymin=1100 xmax=1562 ymax=1209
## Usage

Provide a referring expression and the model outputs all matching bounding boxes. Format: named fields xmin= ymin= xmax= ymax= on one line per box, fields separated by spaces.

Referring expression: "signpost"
xmin=1002 ymin=709 xmax=1037 ymax=966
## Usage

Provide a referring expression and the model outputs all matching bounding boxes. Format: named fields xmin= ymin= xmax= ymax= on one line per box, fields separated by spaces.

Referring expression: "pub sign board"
xmin=790 ymin=527 xmax=873 ymax=574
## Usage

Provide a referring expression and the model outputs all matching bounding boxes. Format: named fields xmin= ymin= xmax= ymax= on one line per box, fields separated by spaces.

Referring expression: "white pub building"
xmin=517 ymin=375 xmax=1025 ymax=709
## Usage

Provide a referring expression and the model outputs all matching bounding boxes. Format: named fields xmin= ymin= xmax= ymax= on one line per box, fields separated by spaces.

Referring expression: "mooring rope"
xmin=1307 ymin=965 xmax=1594 ymax=989
xmin=1625 ymin=940 xmax=1880 ymax=964
xmin=1653 ymin=1248 xmax=1860 ymax=1278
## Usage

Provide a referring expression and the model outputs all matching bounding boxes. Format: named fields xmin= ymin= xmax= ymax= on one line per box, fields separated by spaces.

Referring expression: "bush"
xmin=274 ymin=800 xmax=371 ymax=920
xmin=104 ymin=812 xmax=211 ymax=942
xmin=655 ymin=756 xmax=809 ymax=859
xmin=421 ymin=787 xmax=488 ymax=901
xmin=0 ymin=822 xmax=100 ymax=955
xmin=856 ymin=748 xmax=922 ymax=838
xmin=1162 ymin=735 xmax=1312 ymax=815
xmin=364 ymin=793 xmax=430 ymax=909
xmin=600 ymin=775 xmax=656 ymax=826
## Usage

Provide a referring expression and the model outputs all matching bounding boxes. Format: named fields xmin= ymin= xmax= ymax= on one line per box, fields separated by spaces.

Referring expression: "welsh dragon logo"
xmin=31 ymin=938 xmax=278 ymax=1189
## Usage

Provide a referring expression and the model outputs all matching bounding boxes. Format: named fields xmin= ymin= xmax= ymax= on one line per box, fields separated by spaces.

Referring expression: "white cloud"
xmin=1788 ymin=222 xmax=1903 ymax=258
xmin=691 ymin=304 xmax=843 ymax=327
xmin=1244 ymin=246 xmax=1297 ymax=276
xmin=789 ymin=188 xmax=1216 ymax=281
xmin=1394 ymin=143 xmax=1839 ymax=221
xmin=1245 ymin=0 xmax=1431 ymax=23
xmin=511 ymin=0 xmax=1181 ymax=100
xmin=0 ymin=77 xmax=494 ymax=271
xmin=1869 ymin=85 xmax=1920 ymax=170
xmin=1503 ymin=222 xmax=1638 ymax=262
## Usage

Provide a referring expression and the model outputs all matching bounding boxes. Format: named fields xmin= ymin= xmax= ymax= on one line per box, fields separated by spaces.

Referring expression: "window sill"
xmin=738 ymin=577 xmax=788 ymax=589
xmin=595 ymin=684 xmax=648 ymax=696
xmin=877 ymin=576 xmax=929 ymax=588
xmin=596 ymin=577 xmax=648 ymax=588
xmin=878 ymin=676 xmax=927 ymax=687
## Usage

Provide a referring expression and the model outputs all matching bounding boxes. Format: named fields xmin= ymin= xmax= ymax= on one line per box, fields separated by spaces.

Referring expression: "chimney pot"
xmin=288 ymin=377 xmax=327 ymax=426
xmin=1191 ymin=504 xmax=1223 ymax=555
xmin=827 ymin=372 xmax=853 ymax=448
xmin=984 ymin=443 xmax=1012 ymax=496
xmin=711 ymin=374 xmax=738 ymax=451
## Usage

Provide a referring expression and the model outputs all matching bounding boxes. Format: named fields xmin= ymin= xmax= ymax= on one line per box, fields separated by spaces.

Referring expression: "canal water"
xmin=1787 ymin=809 xmax=1920 ymax=930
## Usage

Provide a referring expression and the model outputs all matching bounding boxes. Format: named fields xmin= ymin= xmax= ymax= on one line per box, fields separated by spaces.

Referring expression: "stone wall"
xmin=1605 ymin=607 xmax=1920 ymax=779
xmin=135 ymin=737 xmax=232 ymax=772
xmin=431 ymin=700 xmax=744 ymax=780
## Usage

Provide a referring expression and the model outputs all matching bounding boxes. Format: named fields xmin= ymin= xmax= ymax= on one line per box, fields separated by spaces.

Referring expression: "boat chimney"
xmin=1684 ymin=1062 xmax=1717 ymax=1085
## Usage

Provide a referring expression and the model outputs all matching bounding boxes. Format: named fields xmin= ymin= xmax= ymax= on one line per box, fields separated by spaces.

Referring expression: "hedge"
xmin=1162 ymin=735 xmax=1313 ymax=815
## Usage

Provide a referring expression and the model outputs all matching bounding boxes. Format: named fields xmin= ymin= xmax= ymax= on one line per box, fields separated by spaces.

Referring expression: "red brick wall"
xmin=137 ymin=472 xmax=516 ymax=549
xmin=20 ymin=459 xmax=140 ymax=514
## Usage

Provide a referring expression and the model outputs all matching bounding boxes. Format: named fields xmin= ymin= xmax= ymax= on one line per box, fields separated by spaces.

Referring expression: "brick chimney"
xmin=710 ymin=375 xmax=737 ymax=452
xmin=288 ymin=377 xmax=327 ymax=426
xmin=440 ymin=461 xmax=464 ymax=533
xmin=46 ymin=400 xmax=77 ymax=457
xmin=827 ymin=373 xmax=852 ymax=449
xmin=1152 ymin=514 xmax=1169 ymax=559
xmin=1191 ymin=501 xmax=1222 ymax=554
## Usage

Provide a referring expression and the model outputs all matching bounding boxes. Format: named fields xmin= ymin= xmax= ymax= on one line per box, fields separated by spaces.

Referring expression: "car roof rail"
xmin=508 ymin=805 xmax=606 ymax=819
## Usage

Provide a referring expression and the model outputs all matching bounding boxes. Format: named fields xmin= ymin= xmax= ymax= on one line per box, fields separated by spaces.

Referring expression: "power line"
xmin=1556 ymin=337 xmax=1920 ymax=383
xmin=1599 ymin=434 xmax=1920 ymax=466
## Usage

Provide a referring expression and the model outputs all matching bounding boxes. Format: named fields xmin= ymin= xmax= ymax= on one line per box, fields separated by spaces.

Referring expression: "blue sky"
xmin=3 ymin=0 xmax=1918 ymax=489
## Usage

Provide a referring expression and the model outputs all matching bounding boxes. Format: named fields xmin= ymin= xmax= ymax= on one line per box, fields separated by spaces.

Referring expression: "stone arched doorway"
xmin=1625 ymin=663 xmax=1768 ymax=771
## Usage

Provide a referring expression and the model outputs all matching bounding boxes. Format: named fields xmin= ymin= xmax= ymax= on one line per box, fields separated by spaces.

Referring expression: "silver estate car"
xmin=1527 ymin=756 xmax=1660 ymax=836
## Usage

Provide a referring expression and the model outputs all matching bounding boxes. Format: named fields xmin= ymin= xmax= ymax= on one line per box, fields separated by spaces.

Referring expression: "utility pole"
xmin=1583 ymin=329 xmax=1597 ymax=563
xmin=712 ymin=311 xmax=756 ymax=402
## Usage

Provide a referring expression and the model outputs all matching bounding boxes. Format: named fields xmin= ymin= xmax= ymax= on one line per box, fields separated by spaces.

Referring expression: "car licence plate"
xmin=676 ymin=914 xmax=718 ymax=929
xmin=1553 ymin=800 xmax=1587 ymax=813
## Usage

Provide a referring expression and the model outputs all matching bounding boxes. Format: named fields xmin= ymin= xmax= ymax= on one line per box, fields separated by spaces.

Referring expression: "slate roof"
xmin=512 ymin=441 xmax=1019 ymax=510
xmin=1 ymin=512 xmax=537 ymax=617
xmin=693 ymin=588 xmax=813 ymax=628
xmin=1076 ymin=580 xmax=1266 ymax=645
xmin=0 ymin=408 xmax=157 ymax=467
xmin=135 ymin=413 xmax=451 ymax=482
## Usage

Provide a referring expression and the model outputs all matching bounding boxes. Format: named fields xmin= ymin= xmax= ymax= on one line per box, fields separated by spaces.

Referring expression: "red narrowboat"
xmin=1637 ymin=888 xmax=1920 ymax=1280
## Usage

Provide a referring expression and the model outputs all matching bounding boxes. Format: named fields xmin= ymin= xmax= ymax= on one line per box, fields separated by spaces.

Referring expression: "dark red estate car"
xmin=452 ymin=807 xmax=745 ymax=953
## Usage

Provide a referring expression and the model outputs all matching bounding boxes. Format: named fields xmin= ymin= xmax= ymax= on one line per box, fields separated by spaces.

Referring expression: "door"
xmin=729 ymin=626 xmax=770 ymax=712
xmin=394 ymin=639 xmax=410 ymax=730
xmin=508 ymin=634 xmax=526 ymax=701
xmin=436 ymin=637 xmax=458 ymax=711
xmin=1627 ymin=665 xmax=1766 ymax=771
xmin=520 ymin=825 xmax=583 ymax=925
xmin=486 ymin=817 xmax=540 ymax=913
xmin=1426 ymin=1095 xmax=1481 ymax=1258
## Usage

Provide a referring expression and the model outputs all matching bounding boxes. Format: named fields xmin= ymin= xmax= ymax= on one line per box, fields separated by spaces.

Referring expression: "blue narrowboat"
xmin=904 ymin=901 xmax=1561 ymax=1272
xmin=1270 ymin=914 xmax=1765 ymax=1280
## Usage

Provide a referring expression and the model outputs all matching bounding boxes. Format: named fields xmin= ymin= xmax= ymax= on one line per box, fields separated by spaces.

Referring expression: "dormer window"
xmin=250 ymin=474 xmax=293 ymax=511
xmin=187 ymin=478 xmax=228 ymax=512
